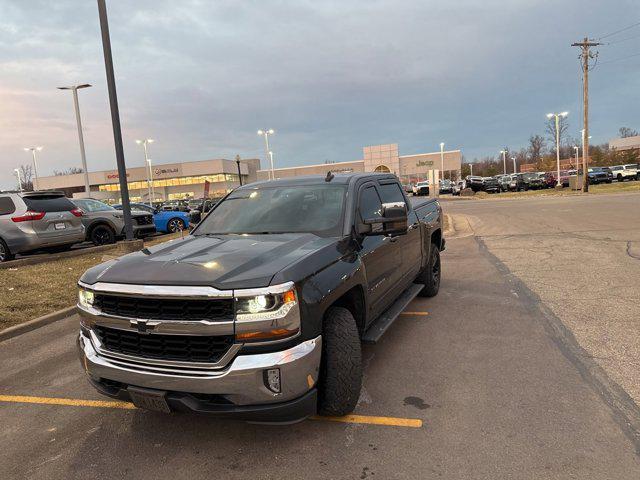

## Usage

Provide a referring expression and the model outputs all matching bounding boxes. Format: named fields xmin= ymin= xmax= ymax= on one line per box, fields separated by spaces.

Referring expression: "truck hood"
xmin=81 ymin=233 xmax=340 ymax=290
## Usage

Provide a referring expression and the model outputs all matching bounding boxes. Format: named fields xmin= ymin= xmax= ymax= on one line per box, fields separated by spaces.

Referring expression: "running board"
xmin=362 ymin=283 xmax=423 ymax=344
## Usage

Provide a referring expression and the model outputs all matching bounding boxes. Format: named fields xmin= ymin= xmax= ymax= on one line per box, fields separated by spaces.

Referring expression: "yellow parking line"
xmin=311 ymin=414 xmax=422 ymax=428
xmin=400 ymin=311 xmax=429 ymax=316
xmin=0 ymin=394 xmax=135 ymax=410
xmin=0 ymin=394 xmax=422 ymax=428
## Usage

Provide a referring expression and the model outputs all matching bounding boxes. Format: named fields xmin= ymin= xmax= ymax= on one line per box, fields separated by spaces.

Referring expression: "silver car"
xmin=71 ymin=198 xmax=156 ymax=245
xmin=0 ymin=191 xmax=85 ymax=262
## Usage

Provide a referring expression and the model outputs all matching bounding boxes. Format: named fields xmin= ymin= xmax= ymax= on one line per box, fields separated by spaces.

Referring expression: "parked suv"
xmin=465 ymin=176 xmax=484 ymax=192
xmin=610 ymin=164 xmax=638 ymax=182
xmin=72 ymin=199 xmax=156 ymax=245
xmin=412 ymin=181 xmax=430 ymax=196
xmin=0 ymin=191 xmax=85 ymax=262
xmin=587 ymin=167 xmax=613 ymax=184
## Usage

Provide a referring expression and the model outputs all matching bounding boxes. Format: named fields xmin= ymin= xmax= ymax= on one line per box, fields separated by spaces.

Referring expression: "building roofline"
xmin=257 ymin=159 xmax=364 ymax=172
xmin=400 ymin=150 xmax=461 ymax=158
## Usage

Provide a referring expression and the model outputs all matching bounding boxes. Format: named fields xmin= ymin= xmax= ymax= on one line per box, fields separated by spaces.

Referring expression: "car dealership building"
xmin=34 ymin=158 xmax=261 ymax=203
xmin=35 ymin=143 xmax=461 ymax=202
xmin=257 ymin=143 xmax=462 ymax=184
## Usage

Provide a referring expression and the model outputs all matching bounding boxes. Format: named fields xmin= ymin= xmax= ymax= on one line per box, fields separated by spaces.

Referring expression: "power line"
xmin=605 ymin=32 xmax=640 ymax=45
xmin=598 ymin=51 xmax=640 ymax=65
xmin=598 ymin=20 xmax=640 ymax=40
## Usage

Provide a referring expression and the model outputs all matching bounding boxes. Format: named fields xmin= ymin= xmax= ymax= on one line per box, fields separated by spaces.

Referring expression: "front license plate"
xmin=54 ymin=222 xmax=66 ymax=230
xmin=127 ymin=387 xmax=171 ymax=413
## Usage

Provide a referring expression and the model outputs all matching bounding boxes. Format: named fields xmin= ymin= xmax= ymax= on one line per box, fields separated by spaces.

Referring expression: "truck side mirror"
xmin=361 ymin=202 xmax=408 ymax=237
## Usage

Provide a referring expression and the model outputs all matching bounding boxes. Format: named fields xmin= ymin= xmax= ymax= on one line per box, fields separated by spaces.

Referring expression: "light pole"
xmin=268 ymin=150 xmax=275 ymax=179
xmin=547 ymin=111 xmax=568 ymax=189
xmin=439 ymin=142 xmax=445 ymax=185
xmin=58 ymin=84 xmax=92 ymax=193
xmin=500 ymin=150 xmax=506 ymax=175
xmin=23 ymin=146 xmax=43 ymax=190
xmin=14 ymin=168 xmax=22 ymax=192
xmin=511 ymin=157 xmax=517 ymax=173
xmin=257 ymin=129 xmax=275 ymax=179
xmin=235 ymin=154 xmax=243 ymax=186
xmin=136 ymin=139 xmax=154 ymax=206
xmin=469 ymin=164 xmax=473 ymax=176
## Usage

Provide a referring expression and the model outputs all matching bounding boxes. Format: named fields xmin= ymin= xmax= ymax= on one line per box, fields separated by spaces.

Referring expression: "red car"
xmin=540 ymin=172 xmax=557 ymax=188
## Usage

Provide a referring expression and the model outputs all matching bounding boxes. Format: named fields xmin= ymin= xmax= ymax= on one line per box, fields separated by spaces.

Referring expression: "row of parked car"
xmin=405 ymin=163 xmax=639 ymax=196
xmin=0 ymin=191 xmax=205 ymax=262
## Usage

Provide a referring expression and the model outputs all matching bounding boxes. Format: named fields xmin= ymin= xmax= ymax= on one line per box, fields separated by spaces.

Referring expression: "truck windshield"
xmin=195 ymin=184 xmax=347 ymax=236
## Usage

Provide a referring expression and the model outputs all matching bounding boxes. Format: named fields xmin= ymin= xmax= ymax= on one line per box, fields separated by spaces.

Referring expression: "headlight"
xmin=78 ymin=288 xmax=95 ymax=309
xmin=235 ymin=288 xmax=296 ymax=315
xmin=235 ymin=283 xmax=300 ymax=343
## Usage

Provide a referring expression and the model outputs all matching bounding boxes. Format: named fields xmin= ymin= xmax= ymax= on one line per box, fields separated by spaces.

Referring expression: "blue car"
xmin=114 ymin=203 xmax=190 ymax=233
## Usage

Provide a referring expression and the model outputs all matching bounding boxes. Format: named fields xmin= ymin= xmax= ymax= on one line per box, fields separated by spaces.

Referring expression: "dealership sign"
xmin=416 ymin=160 xmax=435 ymax=167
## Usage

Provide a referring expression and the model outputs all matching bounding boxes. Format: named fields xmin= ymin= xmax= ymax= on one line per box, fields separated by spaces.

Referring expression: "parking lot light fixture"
xmin=58 ymin=84 xmax=92 ymax=193
xmin=136 ymin=139 xmax=154 ymax=206
xmin=23 ymin=146 xmax=43 ymax=189
xmin=439 ymin=142 xmax=445 ymax=185
xmin=547 ymin=111 xmax=568 ymax=190
xmin=257 ymin=129 xmax=275 ymax=180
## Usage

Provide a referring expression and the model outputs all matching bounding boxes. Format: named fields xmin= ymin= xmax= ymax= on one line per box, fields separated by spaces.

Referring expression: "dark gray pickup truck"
xmin=76 ymin=172 xmax=444 ymax=422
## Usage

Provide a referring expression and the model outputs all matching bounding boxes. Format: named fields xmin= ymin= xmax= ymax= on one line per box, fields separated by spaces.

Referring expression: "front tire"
xmin=417 ymin=243 xmax=441 ymax=297
xmin=318 ymin=307 xmax=362 ymax=417
xmin=90 ymin=225 xmax=116 ymax=246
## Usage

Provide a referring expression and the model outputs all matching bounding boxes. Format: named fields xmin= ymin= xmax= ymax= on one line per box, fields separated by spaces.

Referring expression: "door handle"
xmin=408 ymin=223 xmax=419 ymax=230
xmin=384 ymin=236 xmax=399 ymax=243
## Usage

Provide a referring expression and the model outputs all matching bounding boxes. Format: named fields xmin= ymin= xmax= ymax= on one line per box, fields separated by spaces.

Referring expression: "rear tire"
xmin=417 ymin=243 xmax=441 ymax=297
xmin=0 ymin=238 xmax=14 ymax=262
xmin=167 ymin=217 xmax=185 ymax=233
xmin=318 ymin=307 xmax=362 ymax=417
xmin=90 ymin=225 xmax=116 ymax=246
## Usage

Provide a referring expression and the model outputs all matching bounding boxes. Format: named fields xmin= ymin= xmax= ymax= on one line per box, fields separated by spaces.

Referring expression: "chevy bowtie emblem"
xmin=130 ymin=319 xmax=157 ymax=334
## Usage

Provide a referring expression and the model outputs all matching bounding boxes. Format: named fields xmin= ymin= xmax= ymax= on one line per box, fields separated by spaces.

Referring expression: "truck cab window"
xmin=358 ymin=186 xmax=382 ymax=221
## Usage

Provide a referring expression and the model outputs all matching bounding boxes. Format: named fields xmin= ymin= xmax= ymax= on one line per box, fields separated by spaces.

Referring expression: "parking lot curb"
xmin=0 ymin=236 xmax=166 ymax=270
xmin=443 ymin=214 xmax=455 ymax=237
xmin=0 ymin=306 xmax=76 ymax=343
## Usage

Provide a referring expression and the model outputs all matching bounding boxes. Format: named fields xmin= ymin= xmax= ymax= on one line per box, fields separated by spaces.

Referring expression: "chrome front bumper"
xmin=77 ymin=329 xmax=321 ymax=406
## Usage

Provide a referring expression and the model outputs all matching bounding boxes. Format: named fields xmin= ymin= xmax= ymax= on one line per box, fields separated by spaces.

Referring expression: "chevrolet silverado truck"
xmin=76 ymin=173 xmax=444 ymax=422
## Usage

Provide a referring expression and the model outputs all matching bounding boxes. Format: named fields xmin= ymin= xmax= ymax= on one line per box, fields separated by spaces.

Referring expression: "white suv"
xmin=610 ymin=164 xmax=639 ymax=182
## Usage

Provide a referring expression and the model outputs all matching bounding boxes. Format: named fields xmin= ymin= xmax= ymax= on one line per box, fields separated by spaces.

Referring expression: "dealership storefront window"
xmin=97 ymin=173 xmax=241 ymax=192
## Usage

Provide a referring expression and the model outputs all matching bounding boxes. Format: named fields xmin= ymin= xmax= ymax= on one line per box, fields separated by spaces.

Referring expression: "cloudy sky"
xmin=1 ymin=0 xmax=639 ymax=189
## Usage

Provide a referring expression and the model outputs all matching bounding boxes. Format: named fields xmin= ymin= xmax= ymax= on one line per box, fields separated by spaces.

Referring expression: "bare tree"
xmin=18 ymin=164 xmax=34 ymax=191
xmin=528 ymin=135 xmax=546 ymax=168
xmin=53 ymin=167 xmax=84 ymax=176
xmin=618 ymin=127 xmax=639 ymax=138
xmin=545 ymin=116 xmax=569 ymax=153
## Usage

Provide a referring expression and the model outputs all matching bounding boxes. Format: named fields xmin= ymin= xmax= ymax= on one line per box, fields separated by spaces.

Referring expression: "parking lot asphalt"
xmin=443 ymin=193 xmax=640 ymax=409
xmin=2 ymin=223 xmax=640 ymax=479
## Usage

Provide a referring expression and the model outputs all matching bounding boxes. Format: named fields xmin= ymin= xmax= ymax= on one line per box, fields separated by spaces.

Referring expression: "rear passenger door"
xmin=357 ymin=183 xmax=402 ymax=320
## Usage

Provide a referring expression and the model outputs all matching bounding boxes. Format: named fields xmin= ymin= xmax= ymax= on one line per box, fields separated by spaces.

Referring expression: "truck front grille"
xmin=94 ymin=294 xmax=234 ymax=321
xmin=134 ymin=215 xmax=154 ymax=225
xmin=94 ymin=326 xmax=234 ymax=363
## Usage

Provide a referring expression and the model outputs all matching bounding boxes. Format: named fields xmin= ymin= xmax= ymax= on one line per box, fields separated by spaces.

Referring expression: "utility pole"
xmin=235 ymin=154 xmax=243 ymax=186
xmin=572 ymin=37 xmax=600 ymax=193
xmin=97 ymin=0 xmax=134 ymax=240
